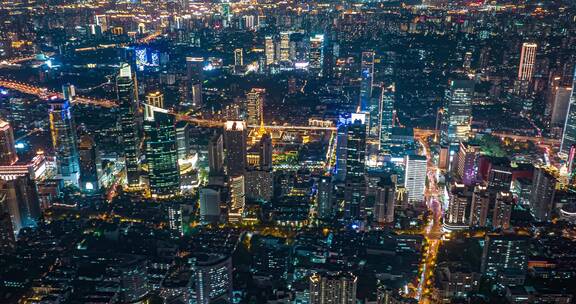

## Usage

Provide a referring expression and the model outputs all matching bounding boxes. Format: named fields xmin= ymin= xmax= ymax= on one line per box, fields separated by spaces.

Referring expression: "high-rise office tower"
xmin=309 ymin=34 xmax=325 ymax=77
xmin=441 ymin=80 xmax=474 ymax=149
xmin=0 ymin=176 xmax=41 ymax=234
xmin=49 ymin=99 xmax=80 ymax=186
xmin=335 ymin=124 xmax=348 ymax=181
xmin=404 ymin=155 xmax=427 ymax=203
xmin=453 ymin=142 xmax=480 ymax=186
xmin=344 ymin=115 xmax=367 ymax=220
xmin=316 ymin=176 xmax=334 ymax=220
xmin=469 ymin=185 xmax=489 ymax=228
xmin=374 ymin=178 xmax=395 ymax=225
xmin=309 ymin=272 xmax=357 ymax=304
xmin=446 ymin=183 xmax=471 ymax=228
xmin=145 ymin=91 xmax=164 ymax=109
xmin=492 ymin=192 xmax=513 ymax=230
xmin=518 ymin=43 xmax=537 ymax=82
xmin=529 ymin=167 xmax=556 ymax=221
xmin=175 ymin=121 xmax=189 ymax=161
xmin=194 ymin=254 xmax=233 ymax=304
xmin=265 ymin=36 xmax=275 ymax=66
xmin=144 ymin=106 xmax=180 ymax=198
xmin=208 ymin=133 xmax=225 ymax=175
xmin=481 ymin=235 xmax=529 ymax=276
xmin=224 ymin=121 xmax=247 ymax=177
xmin=549 ymin=86 xmax=572 ymax=128
xmin=79 ymin=135 xmax=102 ymax=193
xmin=516 ymin=43 xmax=537 ymax=99
xmin=199 ymin=186 xmax=222 ymax=224
xmin=359 ymin=51 xmax=375 ymax=112
xmin=560 ymin=68 xmax=576 ymax=155
xmin=234 ymin=48 xmax=244 ymax=66
xmin=117 ymin=63 xmax=140 ymax=187
xmin=0 ymin=120 xmax=17 ymax=165
xmin=279 ymin=32 xmax=291 ymax=62
xmin=379 ymin=84 xmax=395 ymax=148
xmin=228 ymin=175 xmax=245 ymax=222
xmin=368 ymin=84 xmax=383 ymax=139
xmin=258 ymin=133 xmax=272 ymax=171
xmin=186 ymin=57 xmax=204 ymax=109
xmin=246 ymin=88 xmax=265 ymax=126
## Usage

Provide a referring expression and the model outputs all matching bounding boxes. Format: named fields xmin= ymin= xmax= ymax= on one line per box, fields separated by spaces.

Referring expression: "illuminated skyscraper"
xmin=0 ymin=120 xmax=17 ymax=165
xmin=224 ymin=121 xmax=247 ymax=176
xmin=518 ymin=43 xmax=537 ymax=82
xmin=560 ymin=68 xmax=576 ymax=155
xmin=379 ymin=84 xmax=395 ymax=148
xmin=344 ymin=114 xmax=367 ymax=220
xmin=194 ymin=254 xmax=233 ymax=304
xmin=145 ymin=91 xmax=164 ymax=109
xmin=117 ymin=63 xmax=140 ymax=187
xmin=228 ymin=175 xmax=245 ymax=222
xmin=246 ymin=88 xmax=265 ymax=126
xmin=316 ymin=176 xmax=334 ymax=220
xmin=440 ymin=80 xmax=474 ymax=149
xmin=309 ymin=34 xmax=325 ymax=77
xmin=359 ymin=51 xmax=375 ymax=112
xmin=186 ymin=57 xmax=204 ymax=108
xmin=144 ymin=106 xmax=180 ymax=198
xmin=49 ymin=99 xmax=80 ymax=186
xmin=309 ymin=272 xmax=357 ymax=304
xmin=265 ymin=36 xmax=275 ymax=66
xmin=208 ymin=133 xmax=224 ymax=176
xmin=404 ymin=154 xmax=427 ymax=203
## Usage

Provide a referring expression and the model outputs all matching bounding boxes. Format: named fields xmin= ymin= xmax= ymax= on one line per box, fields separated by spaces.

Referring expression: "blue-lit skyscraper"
xmin=49 ymin=99 xmax=80 ymax=186
xmin=359 ymin=51 xmax=375 ymax=112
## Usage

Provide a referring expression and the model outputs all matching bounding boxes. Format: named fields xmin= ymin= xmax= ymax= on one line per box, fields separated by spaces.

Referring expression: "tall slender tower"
xmin=344 ymin=114 xmax=367 ymax=220
xmin=117 ymin=63 xmax=141 ymax=187
xmin=144 ymin=106 xmax=180 ymax=198
xmin=518 ymin=43 xmax=537 ymax=82
xmin=560 ymin=67 xmax=576 ymax=155
xmin=186 ymin=57 xmax=204 ymax=109
xmin=224 ymin=121 xmax=247 ymax=177
xmin=359 ymin=51 xmax=375 ymax=112
xmin=49 ymin=99 xmax=80 ymax=186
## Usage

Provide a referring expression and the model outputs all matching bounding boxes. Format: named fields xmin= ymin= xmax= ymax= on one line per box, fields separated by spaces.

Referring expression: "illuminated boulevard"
xmin=415 ymin=135 xmax=444 ymax=304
